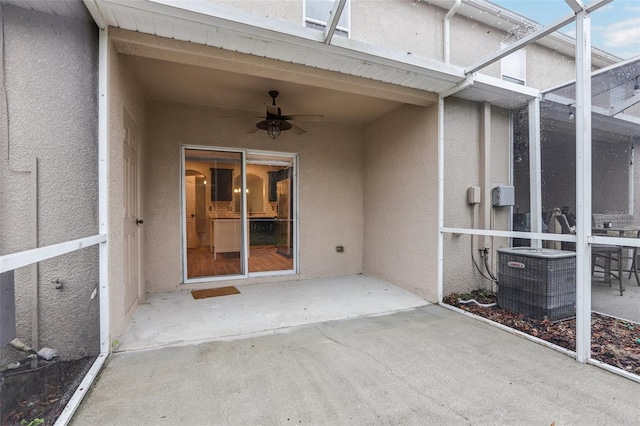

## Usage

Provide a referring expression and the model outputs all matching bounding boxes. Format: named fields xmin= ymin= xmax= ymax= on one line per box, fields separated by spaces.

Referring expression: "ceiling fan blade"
xmin=246 ymin=126 xmax=259 ymax=134
xmin=290 ymin=123 xmax=306 ymax=135
xmin=281 ymin=114 xmax=324 ymax=122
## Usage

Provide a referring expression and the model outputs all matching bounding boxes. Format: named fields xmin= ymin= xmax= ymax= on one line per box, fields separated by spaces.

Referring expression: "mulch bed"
xmin=444 ymin=290 xmax=640 ymax=375
xmin=1 ymin=356 xmax=95 ymax=425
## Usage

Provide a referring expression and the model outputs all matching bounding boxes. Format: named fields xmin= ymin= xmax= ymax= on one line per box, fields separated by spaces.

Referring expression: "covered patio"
xmin=1 ymin=0 xmax=639 ymax=424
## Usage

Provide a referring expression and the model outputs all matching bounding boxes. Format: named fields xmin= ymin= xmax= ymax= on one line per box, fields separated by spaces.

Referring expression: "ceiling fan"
xmin=249 ymin=91 xmax=323 ymax=139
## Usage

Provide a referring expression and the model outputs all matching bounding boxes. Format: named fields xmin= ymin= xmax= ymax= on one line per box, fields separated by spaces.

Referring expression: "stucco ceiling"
xmin=128 ymin=55 xmax=406 ymax=126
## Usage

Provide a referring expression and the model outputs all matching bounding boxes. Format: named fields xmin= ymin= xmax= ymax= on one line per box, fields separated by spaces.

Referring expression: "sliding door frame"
xmin=181 ymin=146 xmax=298 ymax=284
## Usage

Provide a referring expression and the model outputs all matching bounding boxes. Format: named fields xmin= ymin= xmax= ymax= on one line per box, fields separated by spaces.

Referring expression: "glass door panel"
xmin=246 ymin=153 xmax=295 ymax=274
xmin=184 ymin=148 xmax=244 ymax=280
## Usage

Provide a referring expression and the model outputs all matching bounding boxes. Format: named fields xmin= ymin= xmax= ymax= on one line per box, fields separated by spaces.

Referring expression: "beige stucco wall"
xmin=143 ymin=99 xmax=364 ymax=293
xmin=0 ymin=6 xmax=99 ymax=362
xmin=214 ymin=0 xmax=303 ymax=25
xmin=442 ymin=98 xmax=511 ymax=296
xmin=350 ymin=0 xmax=443 ymax=62
xmin=362 ymin=104 xmax=439 ymax=302
xmin=108 ymin=46 xmax=148 ymax=342
xmin=210 ymin=0 xmax=583 ymax=88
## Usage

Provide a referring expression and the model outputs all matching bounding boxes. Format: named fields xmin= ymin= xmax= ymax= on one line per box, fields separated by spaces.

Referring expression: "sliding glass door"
xmin=182 ymin=147 xmax=296 ymax=283
xmin=246 ymin=153 xmax=295 ymax=275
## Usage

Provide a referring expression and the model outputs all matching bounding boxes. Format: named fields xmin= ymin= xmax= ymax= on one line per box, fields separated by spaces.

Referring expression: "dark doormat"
xmin=191 ymin=286 xmax=240 ymax=299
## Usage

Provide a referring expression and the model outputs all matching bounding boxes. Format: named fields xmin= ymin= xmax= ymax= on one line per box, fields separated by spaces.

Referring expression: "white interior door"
xmin=123 ymin=111 xmax=141 ymax=314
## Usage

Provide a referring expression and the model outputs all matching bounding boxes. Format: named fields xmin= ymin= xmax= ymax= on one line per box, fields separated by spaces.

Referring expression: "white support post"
xmin=31 ymin=157 xmax=39 ymax=351
xmin=437 ymin=96 xmax=445 ymax=303
xmin=528 ymin=98 xmax=543 ymax=248
xmin=629 ymin=137 xmax=635 ymax=215
xmin=98 ymin=27 xmax=110 ymax=355
xmin=574 ymin=9 xmax=592 ymax=363
xmin=479 ymin=102 xmax=491 ymax=250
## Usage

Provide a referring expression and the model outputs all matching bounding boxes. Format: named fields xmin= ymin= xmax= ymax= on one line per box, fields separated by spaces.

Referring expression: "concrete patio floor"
xmin=117 ymin=275 xmax=430 ymax=352
xmin=71 ymin=276 xmax=640 ymax=425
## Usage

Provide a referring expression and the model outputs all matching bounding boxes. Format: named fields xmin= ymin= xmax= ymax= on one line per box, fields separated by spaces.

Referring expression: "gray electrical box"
xmin=1 ymin=271 xmax=16 ymax=347
xmin=492 ymin=185 xmax=515 ymax=207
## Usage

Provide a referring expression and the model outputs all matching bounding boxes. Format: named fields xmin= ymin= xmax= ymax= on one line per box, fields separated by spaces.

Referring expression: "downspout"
xmin=444 ymin=0 xmax=462 ymax=64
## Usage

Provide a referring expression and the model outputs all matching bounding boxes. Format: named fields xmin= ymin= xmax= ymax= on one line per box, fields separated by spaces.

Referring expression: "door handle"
xmin=136 ymin=219 xmax=144 ymax=225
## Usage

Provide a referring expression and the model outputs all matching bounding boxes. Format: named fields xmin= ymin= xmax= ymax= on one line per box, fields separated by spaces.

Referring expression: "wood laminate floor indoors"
xmin=187 ymin=245 xmax=293 ymax=277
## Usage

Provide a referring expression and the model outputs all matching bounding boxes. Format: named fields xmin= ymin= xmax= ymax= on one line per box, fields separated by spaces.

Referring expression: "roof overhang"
xmin=85 ymin=0 xmax=464 ymax=93
xmin=448 ymin=73 xmax=540 ymax=109
xmin=84 ymin=0 xmax=540 ymax=109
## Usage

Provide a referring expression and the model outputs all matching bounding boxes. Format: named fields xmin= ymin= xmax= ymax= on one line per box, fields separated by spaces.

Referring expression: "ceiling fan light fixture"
xmin=256 ymin=118 xmax=292 ymax=140
xmin=267 ymin=120 xmax=281 ymax=139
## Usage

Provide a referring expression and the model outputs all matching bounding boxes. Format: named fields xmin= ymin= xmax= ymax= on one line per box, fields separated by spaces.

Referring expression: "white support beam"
xmin=465 ymin=0 xmax=612 ymax=75
xmin=441 ymin=227 xmax=576 ymax=243
xmin=542 ymin=93 xmax=640 ymax=125
xmin=574 ymin=10 xmax=592 ymax=364
xmin=439 ymin=74 xmax=475 ymax=97
xmin=54 ymin=353 xmax=108 ymax=426
xmin=610 ymin=92 xmax=640 ymax=117
xmin=465 ymin=13 xmax=575 ymax=74
xmin=564 ymin=0 xmax=585 ymax=13
xmin=0 ymin=235 xmax=107 ymax=274
xmin=98 ymin=27 xmax=110 ymax=355
xmin=323 ymin=0 xmax=347 ymax=45
xmin=528 ymin=97 xmax=543 ymax=248
xmin=584 ymin=0 xmax=613 ymax=14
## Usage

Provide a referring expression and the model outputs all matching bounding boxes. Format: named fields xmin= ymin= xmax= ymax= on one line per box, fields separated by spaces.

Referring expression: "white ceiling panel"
xmin=128 ymin=56 xmax=406 ymax=125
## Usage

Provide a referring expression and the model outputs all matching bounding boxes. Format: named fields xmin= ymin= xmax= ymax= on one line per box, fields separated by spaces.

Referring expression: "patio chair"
xmin=544 ymin=207 xmax=562 ymax=250
xmin=591 ymin=213 xmax=640 ymax=288
xmin=626 ymin=230 xmax=640 ymax=287
xmin=556 ymin=214 xmax=575 ymax=251
xmin=592 ymin=245 xmax=624 ymax=296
